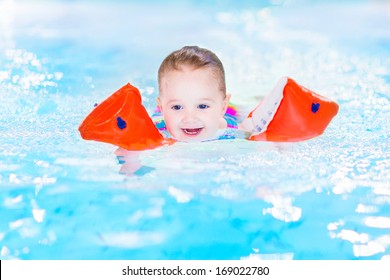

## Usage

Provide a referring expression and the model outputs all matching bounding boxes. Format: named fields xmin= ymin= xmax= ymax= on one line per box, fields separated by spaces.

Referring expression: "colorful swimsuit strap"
xmin=219 ymin=105 xmax=238 ymax=140
xmin=151 ymin=106 xmax=171 ymax=138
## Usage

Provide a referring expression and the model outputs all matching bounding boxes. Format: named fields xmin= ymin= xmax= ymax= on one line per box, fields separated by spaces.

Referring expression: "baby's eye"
xmin=198 ymin=104 xmax=209 ymax=109
xmin=171 ymin=105 xmax=183 ymax=110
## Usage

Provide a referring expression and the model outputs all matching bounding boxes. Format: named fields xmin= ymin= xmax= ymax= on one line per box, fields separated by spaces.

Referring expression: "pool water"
xmin=0 ymin=0 xmax=389 ymax=260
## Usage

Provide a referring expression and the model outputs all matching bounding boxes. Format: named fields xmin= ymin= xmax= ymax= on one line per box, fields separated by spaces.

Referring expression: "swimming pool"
xmin=0 ymin=0 xmax=389 ymax=260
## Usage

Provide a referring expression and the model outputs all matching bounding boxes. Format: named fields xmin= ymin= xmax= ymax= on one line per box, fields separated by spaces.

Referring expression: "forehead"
xmin=162 ymin=64 xmax=214 ymax=78
xmin=160 ymin=66 xmax=222 ymax=95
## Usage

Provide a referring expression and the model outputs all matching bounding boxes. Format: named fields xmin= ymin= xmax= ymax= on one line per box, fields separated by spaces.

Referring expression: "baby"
xmin=153 ymin=46 xmax=241 ymax=142
xmin=79 ymin=47 xmax=339 ymax=150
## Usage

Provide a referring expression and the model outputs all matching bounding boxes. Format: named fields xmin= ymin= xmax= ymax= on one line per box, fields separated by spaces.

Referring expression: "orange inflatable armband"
xmin=78 ymin=83 xmax=170 ymax=150
xmin=242 ymin=77 xmax=339 ymax=142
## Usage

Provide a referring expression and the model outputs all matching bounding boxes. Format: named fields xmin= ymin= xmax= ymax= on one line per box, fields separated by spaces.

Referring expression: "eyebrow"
xmin=166 ymin=98 xmax=216 ymax=105
xmin=165 ymin=99 xmax=181 ymax=104
xmin=198 ymin=98 xmax=216 ymax=103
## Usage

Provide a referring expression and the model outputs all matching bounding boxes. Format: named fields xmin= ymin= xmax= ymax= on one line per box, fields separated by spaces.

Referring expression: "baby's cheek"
xmin=167 ymin=122 xmax=181 ymax=137
xmin=205 ymin=122 xmax=219 ymax=136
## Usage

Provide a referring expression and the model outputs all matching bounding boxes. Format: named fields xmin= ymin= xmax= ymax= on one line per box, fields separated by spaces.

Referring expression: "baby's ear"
xmin=157 ymin=97 xmax=163 ymax=112
xmin=222 ymin=93 xmax=231 ymax=114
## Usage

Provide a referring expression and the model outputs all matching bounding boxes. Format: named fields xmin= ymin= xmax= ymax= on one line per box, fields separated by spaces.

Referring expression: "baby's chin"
xmin=172 ymin=128 xmax=216 ymax=142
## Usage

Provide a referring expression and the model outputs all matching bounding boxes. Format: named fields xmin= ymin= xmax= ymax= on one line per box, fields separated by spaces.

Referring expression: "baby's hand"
xmin=238 ymin=118 xmax=254 ymax=132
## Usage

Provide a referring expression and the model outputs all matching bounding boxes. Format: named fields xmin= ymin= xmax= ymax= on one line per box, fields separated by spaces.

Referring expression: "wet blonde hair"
xmin=158 ymin=46 xmax=226 ymax=96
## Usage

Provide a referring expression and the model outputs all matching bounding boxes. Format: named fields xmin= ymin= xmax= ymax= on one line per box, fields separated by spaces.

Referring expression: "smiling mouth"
xmin=182 ymin=128 xmax=203 ymax=136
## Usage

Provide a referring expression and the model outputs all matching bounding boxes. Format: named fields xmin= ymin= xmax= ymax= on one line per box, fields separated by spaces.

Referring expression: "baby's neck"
xmin=219 ymin=117 xmax=228 ymax=130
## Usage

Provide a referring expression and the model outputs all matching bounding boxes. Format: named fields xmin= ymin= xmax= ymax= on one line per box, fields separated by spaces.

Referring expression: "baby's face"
xmin=158 ymin=66 xmax=229 ymax=142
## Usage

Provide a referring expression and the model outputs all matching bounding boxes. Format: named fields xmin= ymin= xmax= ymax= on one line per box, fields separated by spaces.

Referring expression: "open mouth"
xmin=182 ymin=128 xmax=203 ymax=136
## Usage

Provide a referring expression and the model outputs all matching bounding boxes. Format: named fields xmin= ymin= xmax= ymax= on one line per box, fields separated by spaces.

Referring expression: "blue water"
xmin=0 ymin=0 xmax=389 ymax=260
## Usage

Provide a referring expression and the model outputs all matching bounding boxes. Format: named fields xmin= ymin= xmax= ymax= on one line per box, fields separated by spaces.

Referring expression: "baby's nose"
xmin=182 ymin=109 xmax=197 ymax=123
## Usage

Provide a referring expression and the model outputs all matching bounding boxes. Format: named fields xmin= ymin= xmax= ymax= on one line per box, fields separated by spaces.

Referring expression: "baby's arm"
xmin=238 ymin=77 xmax=339 ymax=142
xmin=237 ymin=77 xmax=286 ymax=137
xmin=238 ymin=114 xmax=256 ymax=132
